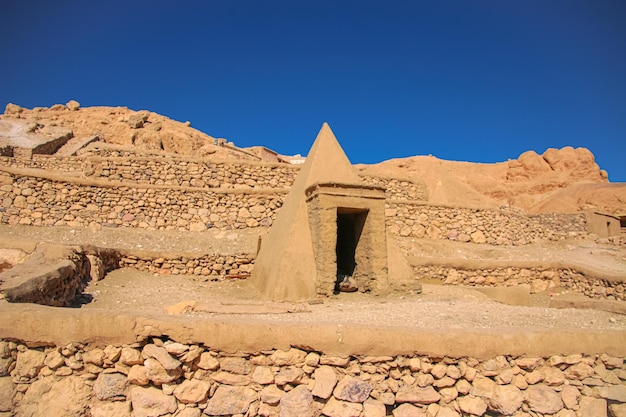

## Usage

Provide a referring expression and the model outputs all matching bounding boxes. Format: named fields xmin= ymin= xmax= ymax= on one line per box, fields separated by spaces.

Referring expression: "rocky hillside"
xmin=358 ymin=148 xmax=626 ymax=216
xmin=1 ymin=101 xmax=254 ymax=160
xmin=2 ymin=102 xmax=624 ymax=215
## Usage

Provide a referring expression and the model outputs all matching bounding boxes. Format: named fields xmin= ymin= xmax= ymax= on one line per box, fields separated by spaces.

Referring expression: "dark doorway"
xmin=335 ymin=208 xmax=367 ymax=291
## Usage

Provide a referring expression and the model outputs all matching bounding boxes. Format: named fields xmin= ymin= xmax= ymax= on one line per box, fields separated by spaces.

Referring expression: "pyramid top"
xmin=300 ymin=123 xmax=364 ymax=189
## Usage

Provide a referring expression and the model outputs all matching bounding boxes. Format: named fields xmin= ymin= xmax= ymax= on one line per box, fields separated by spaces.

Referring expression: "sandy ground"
xmin=2 ymin=224 xmax=626 ymax=334
xmin=80 ymin=268 xmax=626 ymax=332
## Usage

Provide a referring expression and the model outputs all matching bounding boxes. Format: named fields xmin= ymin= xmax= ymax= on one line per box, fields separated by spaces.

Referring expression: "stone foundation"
xmin=0 ymin=338 xmax=624 ymax=417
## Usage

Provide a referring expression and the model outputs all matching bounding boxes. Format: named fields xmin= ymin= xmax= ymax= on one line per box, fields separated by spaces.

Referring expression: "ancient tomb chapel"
xmin=251 ymin=123 xmax=417 ymax=301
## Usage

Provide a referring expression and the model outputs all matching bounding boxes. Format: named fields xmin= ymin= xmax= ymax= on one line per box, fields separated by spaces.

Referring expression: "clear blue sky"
xmin=2 ymin=1 xmax=625 ymax=181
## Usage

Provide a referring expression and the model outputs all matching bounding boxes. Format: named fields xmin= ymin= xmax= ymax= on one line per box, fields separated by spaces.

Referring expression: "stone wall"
xmin=1 ymin=337 xmax=624 ymax=417
xmin=1 ymin=168 xmax=591 ymax=245
xmin=414 ymin=265 xmax=625 ymax=301
xmin=386 ymin=203 xmax=589 ymax=245
xmin=119 ymin=254 xmax=255 ymax=278
xmin=0 ymin=172 xmax=283 ymax=231
xmin=1 ymin=155 xmax=427 ymax=201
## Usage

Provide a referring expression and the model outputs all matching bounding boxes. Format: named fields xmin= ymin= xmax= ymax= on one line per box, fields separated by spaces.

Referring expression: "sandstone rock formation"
xmin=1 ymin=102 xmax=255 ymax=160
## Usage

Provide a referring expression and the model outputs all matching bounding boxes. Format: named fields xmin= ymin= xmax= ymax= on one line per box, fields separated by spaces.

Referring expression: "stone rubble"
xmin=0 ymin=338 xmax=624 ymax=417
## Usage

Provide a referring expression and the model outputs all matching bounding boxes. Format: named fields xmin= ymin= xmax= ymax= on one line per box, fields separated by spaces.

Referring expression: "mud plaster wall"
xmin=0 ymin=169 xmax=592 ymax=245
xmin=415 ymin=265 xmax=626 ymax=301
xmin=0 ymin=338 xmax=625 ymax=417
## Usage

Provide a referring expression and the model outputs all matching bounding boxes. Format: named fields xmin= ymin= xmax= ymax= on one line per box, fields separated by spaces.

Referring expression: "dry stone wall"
xmin=1 ymin=338 xmax=625 ymax=417
xmin=1 ymin=168 xmax=591 ymax=245
xmin=386 ymin=203 xmax=589 ymax=245
xmin=0 ymin=172 xmax=283 ymax=231
xmin=415 ymin=265 xmax=625 ymax=301
xmin=119 ymin=254 xmax=255 ymax=278
xmin=1 ymin=155 xmax=428 ymax=201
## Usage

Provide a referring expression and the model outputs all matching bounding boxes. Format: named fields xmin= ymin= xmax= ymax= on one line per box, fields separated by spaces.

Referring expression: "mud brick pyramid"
xmin=251 ymin=123 xmax=418 ymax=301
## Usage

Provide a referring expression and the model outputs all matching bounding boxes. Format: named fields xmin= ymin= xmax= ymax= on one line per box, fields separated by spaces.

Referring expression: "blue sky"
xmin=2 ymin=1 xmax=625 ymax=181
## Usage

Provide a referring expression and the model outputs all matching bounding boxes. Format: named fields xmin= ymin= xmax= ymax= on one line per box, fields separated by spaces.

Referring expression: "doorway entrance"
xmin=335 ymin=208 xmax=368 ymax=292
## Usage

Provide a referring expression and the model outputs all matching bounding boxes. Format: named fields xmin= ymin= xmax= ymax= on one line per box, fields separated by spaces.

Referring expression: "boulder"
xmin=204 ymin=385 xmax=257 ymax=415
xmin=130 ymin=386 xmax=177 ymax=417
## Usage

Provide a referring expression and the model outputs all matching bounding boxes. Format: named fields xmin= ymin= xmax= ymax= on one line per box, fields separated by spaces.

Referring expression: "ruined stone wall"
xmin=415 ymin=265 xmax=625 ymax=301
xmin=386 ymin=203 xmax=589 ymax=245
xmin=0 ymin=172 xmax=283 ymax=231
xmin=1 ymin=155 xmax=427 ymax=201
xmin=119 ymin=253 xmax=254 ymax=278
xmin=1 ymin=170 xmax=591 ymax=245
xmin=1 ymin=338 xmax=624 ymax=417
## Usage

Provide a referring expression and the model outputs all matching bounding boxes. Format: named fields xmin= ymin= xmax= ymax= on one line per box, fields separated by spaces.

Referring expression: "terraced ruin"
xmin=0 ymin=102 xmax=625 ymax=417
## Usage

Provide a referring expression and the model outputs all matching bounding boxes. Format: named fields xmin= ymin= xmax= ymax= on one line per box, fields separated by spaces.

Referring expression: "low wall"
xmin=0 ymin=337 xmax=624 ymax=417
xmin=1 ymin=169 xmax=591 ymax=245
xmin=387 ymin=203 xmax=589 ymax=245
xmin=415 ymin=265 xmax=625 ymax=301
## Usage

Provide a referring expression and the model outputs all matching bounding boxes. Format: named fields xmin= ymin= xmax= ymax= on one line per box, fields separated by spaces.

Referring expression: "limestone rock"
xmin=458 ymin=395 xmax=488 ymax=416
xmin=561 ymin=385 xmax=580 ymax=409
xmin=279 ymin=385 xmax=314 ymax=417
xmin=261 ymin=384 xmax=284 ymax=405
xmin=44 ymin=350 xmax=65 ymax=370
xmin=196 ymin=352 xmax=219 ymax=370
xmin=128 ymin=364 xmax=150 ymax=385
xmin=594 ymin=384 xmax=626 ymax=402
xmin=93 ymin=372 xmax=128 ymax=400
xmin=0 ymin=377 xmax=15 ymax=412
xmin=312 ymin=365 xmax=337 ymax=399
xmin=525 ymin=384 xmax=563 ymax=414
xmin=66 ymin=100 xmax=80 ymax=111
xmin=395 ymin=385 xmax=441 ymax=404
xmin=275 ymin=367 xmax=303 ymax=386
xmin=579 ymin=396 xmax=607 ymax=417
xmin=392 ymin=403 xmax=427 ymax=417
xmin=470 ymin=230 xmax=486 ymax=244
xmin=120 ymin=347 xmax=143 ymax=365
xmin=90 ymin=400 xmax=131 ymax=417
xmin=83 ymin=348 xmax=106 ymax=366
xmin=489 ymin=384 xmax=523 ymax=415
xmin=252 ymin=366 xmax=275 ymax=385
xmin=270 ymin=348 xmax=306 ymax=366
xmin=333 ymin=375 xmax=372 ymax=403
xmin=471 ymin=375 xmax=495 ymax=398
xmin=210 ymin=370 xmax=251 ymax=385
xmin=205 ymin=385 xmax=257 ymax=415
xmin=363 ymin=398 xmax=386 ymax=417
xmin=13 ymin=349 xmax=45 ymax=379
xmin=142 ymin=344 xmax=181 ymax=371
xmin=130 ymin=386 xmax=177 ymax=417
xmin=219 ymin=356 xmax=251 ymax=374
xmin=4 ymin=103 xmax=23 ymax=115
xmin=322 ymin=397 xmax=362 ymax=417
xmin=144 ymin=357 xmax=182 ymax=385
xmin=172 ymin=379 xmax=209 ymax=404
xmin=17 ymin=376 xmax=91 ymax=417
xmin=609 ymin=403 xmax=626 ymax=417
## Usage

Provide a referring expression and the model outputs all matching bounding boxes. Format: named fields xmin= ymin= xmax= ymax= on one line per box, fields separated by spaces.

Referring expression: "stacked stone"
xmin=1 ymin=339 xmax=625 ymax=417
xmin=0 ymin=175 xmax=284 ymax=231
xmin=386 ymin=203 xmax=589 ymax=245
xmin=119 ymin=254 xmax=254 ymax=278
xmin=360 ymin=176 xmax=428 ymax=202
xmin=415 ymin=266 xmax=625 ymax=301
xmin=0 ymin=155 xmax=84 ymax=172
xmin=88 ymin=158 xmax=298 ymax=190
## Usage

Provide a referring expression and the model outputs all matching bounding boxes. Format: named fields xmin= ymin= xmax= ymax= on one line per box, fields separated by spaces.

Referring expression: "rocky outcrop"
xmin=1 ymin=338 xmax=624 ymax=417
